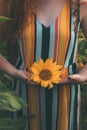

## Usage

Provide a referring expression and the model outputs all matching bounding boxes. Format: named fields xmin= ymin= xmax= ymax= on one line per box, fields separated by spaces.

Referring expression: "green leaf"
xmin=0 ymin=16 xmax=13 ymax=22
xmin=0 ymin=116 xmax=34 ymax=130
xmin=0 ymin=81 xmax=10 ymax=91
xmin=0 ymin=90 xmax=27 ymax=111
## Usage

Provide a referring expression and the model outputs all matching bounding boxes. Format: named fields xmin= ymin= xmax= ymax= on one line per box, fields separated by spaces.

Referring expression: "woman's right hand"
xmin=15 ymin=69 xmax=38 ymax=86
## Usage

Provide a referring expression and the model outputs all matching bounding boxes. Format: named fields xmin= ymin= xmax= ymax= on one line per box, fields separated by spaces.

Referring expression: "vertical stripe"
xmin=64 ymin=10 xmax=76 ymax=67
xmin=18 ymin=40 xmax=25 ymax=67
xmin=49 ymin=21 xmax=55 ymax=58
xmin=41 ymin=25 xmax=50 ymax=60
xmin=40 ymin=87 xmax=46 ymax=130
xmin=49 ymin=20 xmax=59 ymax=130
xmin=41 ymin=26 xmax=52 ymax=130
xmin=74 ymin=86 xmax=78 ymax=130
xmin=21 ymin=83 xmax=28 ymax=130
xmin=53 ymin=17 xmax=59 ymax=61
xmin=57 ymin=0 xmax=70 ymax=65
xmin=22 ymin=31 xmax=26 ymax=65
xmin=24 ymin=16 xmax=35 ymax=68
xmin=52 ymin=86 xmax=59 ymax=130
xmin=24 ymin=16 xmax=39 ymax=130
xmin=57 ymin=85 xmax=70 ymax=130
xmin=28 ymin=86 xmax=39 ymax=130
xmin=36 ymin=18 xmax=42 ymax=61
xmin=68 ymin=65 xmax=75 ymax=130
xmin=73 ymin=23 xmax=80 ymax=62
xmin=72 ymin=63 xmax=78 ymax=130
xmin=77 ymin=85 xmax=81 ymax=130
xmin=56 ymin=1 xmax=71 ymax=130
xmin=35 ymin=20 xmax=46 ymax=130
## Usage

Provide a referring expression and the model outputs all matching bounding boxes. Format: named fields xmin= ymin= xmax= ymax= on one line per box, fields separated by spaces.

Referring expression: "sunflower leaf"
xmin=0 ymin=90 xmax=27 ymax=111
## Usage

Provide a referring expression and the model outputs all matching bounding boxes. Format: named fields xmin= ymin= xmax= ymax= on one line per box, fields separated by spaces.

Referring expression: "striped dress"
xmin=13 ymin=0 xmax=81 ymax=130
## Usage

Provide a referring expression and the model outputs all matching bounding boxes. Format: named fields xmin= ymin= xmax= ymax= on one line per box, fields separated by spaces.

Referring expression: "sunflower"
xmin=30 ymin=58 xmax=68 ymax=89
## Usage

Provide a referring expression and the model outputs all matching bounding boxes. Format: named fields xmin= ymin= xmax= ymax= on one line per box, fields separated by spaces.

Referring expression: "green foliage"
xmin=78 ymin=31 xmax=87 ymax=63
xmin=0 ymin=16 xmax=13 ymax=22
xmin=78 ymin=31 xmax=87 ymax=130
xmin=0 ymin=116 xmax=34 ymax=130
xmin=0 ymin=117 xmax=26 ymax=130
xmin=0 ymin=90 xmax=27 ymax=111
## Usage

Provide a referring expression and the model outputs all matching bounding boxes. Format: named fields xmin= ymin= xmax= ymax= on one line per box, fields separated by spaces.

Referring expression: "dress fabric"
xmin=13 ymin=0 xmax=81 ymax=130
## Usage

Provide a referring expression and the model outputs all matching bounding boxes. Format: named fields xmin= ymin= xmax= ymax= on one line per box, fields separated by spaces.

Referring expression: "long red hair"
xmin=0 ymin=0 xmax=36 ymax=43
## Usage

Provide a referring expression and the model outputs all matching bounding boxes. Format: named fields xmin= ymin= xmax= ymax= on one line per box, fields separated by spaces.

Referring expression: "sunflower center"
xmin=39 ymin=69 xmax=52 ymax=80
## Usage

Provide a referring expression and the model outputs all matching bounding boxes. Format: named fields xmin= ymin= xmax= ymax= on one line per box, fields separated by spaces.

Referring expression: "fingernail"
xmin=68 ymin=76 xmax=71 ymax=79
xmin=26 ymin=67 xmax=28 ymax=71
xmin=25 ymin=78 xmax=28 ymax=82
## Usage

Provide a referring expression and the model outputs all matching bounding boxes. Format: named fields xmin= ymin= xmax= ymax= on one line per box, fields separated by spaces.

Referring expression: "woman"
xmin=0 ymin=0 xmax=87 ymax=130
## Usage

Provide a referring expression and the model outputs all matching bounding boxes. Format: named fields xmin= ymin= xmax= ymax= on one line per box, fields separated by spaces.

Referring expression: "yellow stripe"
xmin=57 ymin=86 xmax=70 ymax=130
xmin=24 ymin=16 xmax=35 ymax=68
xmin=28 ymin=86 xmax=39 ymax=130
xmin=24 ymin=17 xmax=39 ymax=130
xmin=57 ymin=1 xmax=71 ymax=130
xmin=57 ymin=0 xmax=70 ymax=65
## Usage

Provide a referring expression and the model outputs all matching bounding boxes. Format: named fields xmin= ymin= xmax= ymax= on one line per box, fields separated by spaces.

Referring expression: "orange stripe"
xmin=24 ymin=16 xmax=35 ymax=68
xmin=57 ymin=0 xmax=70 ymax=66
xmin=24 ymin=16 xmax=39 ymax=130
xmin=65 ymin=2 xmax=70 ymax=58
xmin=29 ymin=17 xmax=35 ymax=67
xmin=24 ymin=20 xmax=31 ymax=68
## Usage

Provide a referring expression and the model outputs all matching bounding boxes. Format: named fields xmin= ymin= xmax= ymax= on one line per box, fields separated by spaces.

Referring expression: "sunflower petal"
xmin=38 ymin=59 xmax=45 ymax=66
xmin=48 ymin=82 xmax=53 ymax=89
xmin=33 ymin=76 xmax=41 ymax=83
xmin=30 ymin=67 xmax=39 ymax=75
xmin=41 ymin=80 xmax=48 ymax=88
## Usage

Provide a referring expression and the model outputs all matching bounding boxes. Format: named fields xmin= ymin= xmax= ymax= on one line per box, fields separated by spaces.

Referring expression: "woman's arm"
xmin=0 ymin=54 xmax=29 ymax=82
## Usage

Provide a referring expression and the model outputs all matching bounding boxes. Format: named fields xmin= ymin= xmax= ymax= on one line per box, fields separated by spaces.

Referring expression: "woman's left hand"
xmin=59 ymin=64 xmax=87 ymax=85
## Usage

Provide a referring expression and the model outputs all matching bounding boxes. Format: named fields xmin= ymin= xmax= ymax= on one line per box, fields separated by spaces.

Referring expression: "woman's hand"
xmin=59 ymin=64 xmax=87 ymax=85
xmin=15 ymin=69 xmax=38 ymax=86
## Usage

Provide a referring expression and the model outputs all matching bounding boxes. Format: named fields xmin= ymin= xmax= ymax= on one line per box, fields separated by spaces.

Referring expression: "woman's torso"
xmin=15 ymin=1 xmax=80 ymax=130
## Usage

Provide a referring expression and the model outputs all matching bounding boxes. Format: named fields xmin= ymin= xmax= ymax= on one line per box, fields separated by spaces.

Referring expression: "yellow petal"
xmin=38 ymin=59 xmax=45 ymax=66
xmin=41 ymin=80 xmax=48 ymax=88
xmin=45 ymin=58 xmax=53 ymax=65
xmin=30 ymin=67 xmax=39 ymax=75
xmin=48 ymin=82 xmax=53 ymax=89
xmin=33 ymin=76 xmax=41 ymax=83
xmin=33 ymin=63 xmax=42 ymax=71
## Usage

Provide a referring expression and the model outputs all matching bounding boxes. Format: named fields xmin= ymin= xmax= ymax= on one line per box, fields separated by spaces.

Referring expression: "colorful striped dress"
xmin=13 ymin=0 xmax=81 ymax=130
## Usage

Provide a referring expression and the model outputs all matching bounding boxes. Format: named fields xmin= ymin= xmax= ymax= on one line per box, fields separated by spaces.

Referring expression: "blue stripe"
xmin=68 ymin=65 xmax=75 ymax=130
xmin=49 ymin=22 xmax=55 ymax=58
xmin=64 ymin=10 xmax=76 ymax=67
xmin=35 ymin=18 xmax=42 ymax=61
